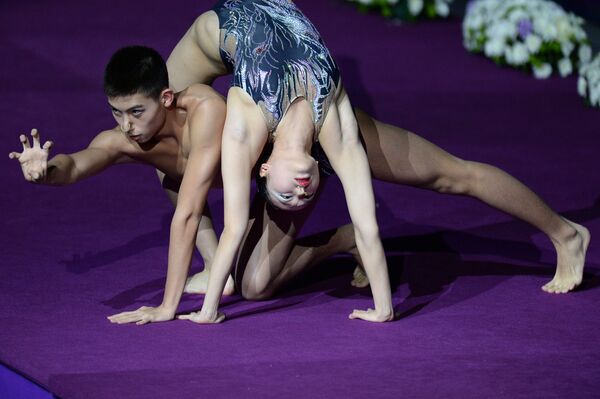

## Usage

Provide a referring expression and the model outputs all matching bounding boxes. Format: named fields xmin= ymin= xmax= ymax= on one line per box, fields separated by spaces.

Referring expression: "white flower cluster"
xmin=406 ymin=0 xmax=451 ymax=17
xmin=349 ymin=0 xmax=452 ymax=20
xmin=463 ymin=0 xmax=590 ymax=79
xmin=578 ymin=53 xmax=600 ymax=107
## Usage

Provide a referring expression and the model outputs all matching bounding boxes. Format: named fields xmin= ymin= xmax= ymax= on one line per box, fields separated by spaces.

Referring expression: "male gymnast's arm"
xmin=9 ymin=128 xmax=132 ymax=185
xmin=319 ymin=94 xmax=394 ymax=323
xmin=107 ymin=97 xmax=225 ymax=325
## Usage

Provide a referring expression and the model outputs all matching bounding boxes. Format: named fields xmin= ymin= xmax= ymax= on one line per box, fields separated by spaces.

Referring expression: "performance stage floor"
xmin=1 ymin=1 xmax=599 ymax=398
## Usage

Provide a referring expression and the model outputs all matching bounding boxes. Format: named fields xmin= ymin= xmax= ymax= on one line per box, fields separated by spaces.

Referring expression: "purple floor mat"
xmin=1 ymin=1 xmax=599 ymax=398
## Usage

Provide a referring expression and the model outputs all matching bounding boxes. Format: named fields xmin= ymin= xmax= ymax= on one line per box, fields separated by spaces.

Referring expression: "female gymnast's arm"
xmin=179 ymin=88 xmax=268 ymax=324
xmin=319 ymin=91 xmax=394 ymax=323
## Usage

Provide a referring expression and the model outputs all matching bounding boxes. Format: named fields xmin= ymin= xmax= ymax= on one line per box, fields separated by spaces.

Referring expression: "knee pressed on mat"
xmin=241 ymin=286 xmax=273 ymax=301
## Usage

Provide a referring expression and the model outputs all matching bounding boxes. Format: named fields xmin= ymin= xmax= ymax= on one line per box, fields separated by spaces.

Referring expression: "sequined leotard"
xmin=213 ymin=0 xmax=341 ymax=137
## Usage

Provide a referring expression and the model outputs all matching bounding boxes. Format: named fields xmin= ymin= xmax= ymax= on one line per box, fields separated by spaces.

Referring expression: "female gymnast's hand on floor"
xmin=349 ymin=308 xmax=395 ymax=323
xmin=107 ymin=305 xmax=175 ymax=325
xmin=9 ymin=128 xmax=53 ymax=183
xmin=177 ymin=310 xmax=225 ymax=324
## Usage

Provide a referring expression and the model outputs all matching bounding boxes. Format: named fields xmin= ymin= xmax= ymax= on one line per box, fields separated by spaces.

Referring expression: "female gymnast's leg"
xmin=354 ymin=109 xmax=589 ymax=294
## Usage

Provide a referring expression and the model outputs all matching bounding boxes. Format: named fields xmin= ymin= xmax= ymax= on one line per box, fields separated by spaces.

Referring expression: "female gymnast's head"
xmin=258 ymin=149 xmax=320 ymax=211
xmin=103 ymin=46 xmax=173 ymax=145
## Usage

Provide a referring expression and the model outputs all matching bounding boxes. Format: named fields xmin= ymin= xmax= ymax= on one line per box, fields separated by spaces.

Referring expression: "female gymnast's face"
xmin=108 ymin=93 xmax=165 ymax=144
xmin=262 ymin=155 xmax=320 ymax=211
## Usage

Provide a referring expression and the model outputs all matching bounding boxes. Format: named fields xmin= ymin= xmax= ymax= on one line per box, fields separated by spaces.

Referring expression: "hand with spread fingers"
xmin=9 ymin=128 xmax=53 ymax=183
xmin=178 ymin=310 xmax=225 ymax=324
xmin=107 ymin=305 xmax=175 ymax=325
xmin=349 ymin=308 xmax=394 ymax=323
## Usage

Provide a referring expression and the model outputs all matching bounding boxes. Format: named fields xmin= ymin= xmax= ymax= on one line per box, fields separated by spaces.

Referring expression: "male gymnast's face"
xmin=260 ymin=153 xmax=320 ymax=211
xmin=108 ymin=92 xmax=166 ymax=144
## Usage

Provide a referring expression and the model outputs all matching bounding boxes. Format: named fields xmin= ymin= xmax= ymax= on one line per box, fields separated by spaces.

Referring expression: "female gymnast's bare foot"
xmin=184 ymin=269 xmax=236 ymax=295
xmin=542 ymin=219 xmax=590 ymax=294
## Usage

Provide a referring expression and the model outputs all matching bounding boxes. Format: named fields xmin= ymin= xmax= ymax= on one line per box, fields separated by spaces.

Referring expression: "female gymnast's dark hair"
xmin=103 ymin=45 xmax=169 ymax=100
xmin=255 ymin=142 xmax=332 ymax=204
xmin=255 ymin=143 xmax=274 ymax=202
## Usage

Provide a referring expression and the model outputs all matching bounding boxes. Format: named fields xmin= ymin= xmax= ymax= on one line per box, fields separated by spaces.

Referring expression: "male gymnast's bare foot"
xmin=542 ymin=219 xmax=590 ymax=294
xmin=351 ymin=264 xmax=369 ymax=288
xmin=184 ymin=269 xmax=236 ymax=295
xmin=348 ymin=241 xmax=369 ymax=288
xmin=329 ymin=223 xmax=369 ymax=288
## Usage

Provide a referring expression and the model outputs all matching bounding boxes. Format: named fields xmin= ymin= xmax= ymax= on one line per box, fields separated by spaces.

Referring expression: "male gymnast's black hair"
xmin=103 ymin=45 xmax=169 ymax=99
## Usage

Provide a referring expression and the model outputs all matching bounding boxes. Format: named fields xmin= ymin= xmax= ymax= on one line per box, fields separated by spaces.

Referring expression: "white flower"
xmin=512 ymin=43 xmax=529 ymax=65
xmin=353 ymin=0 xmax=453 ymax=19
xmin=570 ymin=14 xmax=584 ymax=26
xmin=462 ymin=0 xmax=589 ymax=80
xmin=556 ymin=17 xmax=572 ymax=41
xmin=534 ymin=18 xmax=557 ymax=41
xmin=492 ymin=20 xmax=517 ymax=39
xmin=574 ymin=27 xmax=587 ymax=41
xmin=512 ymin=0 xmax=528 ymax=7
xmin=466 ymin=14 xmax=484 ymax=30
xmin=435 ymin=0 xmax=450 ymax=17
xmin=579 ymin=45 xmax=592 ymax=64
xmin=484 ymin=39 xmax=505 ymax=57
xmin=558 ymin=58 xmax=572 ymax=77
xmin=509 ymin=9 xmax=529 ymax=24
xmin=533 ymin=63 xmax=552 ymax=79
xmin=408 ymin=0 xmax=424 ymax=16
xmin=561 ymin=40 xmax=574 ymax=57
xmin=525 ymin=34 xmax=542 ymax=53
xmin=577 ymin=76 xmax=587 ymax=97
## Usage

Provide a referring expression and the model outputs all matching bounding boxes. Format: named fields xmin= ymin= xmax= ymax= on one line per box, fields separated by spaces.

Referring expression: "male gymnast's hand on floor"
xmin=107 ymin=305 xmax=176 ymax=325
xmin=9 ymin=128 xmax=53 ymax=183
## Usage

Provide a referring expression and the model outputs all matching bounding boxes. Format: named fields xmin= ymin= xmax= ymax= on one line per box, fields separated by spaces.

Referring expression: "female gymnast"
xmin=175 ymin=0 xmax=395 ymax=323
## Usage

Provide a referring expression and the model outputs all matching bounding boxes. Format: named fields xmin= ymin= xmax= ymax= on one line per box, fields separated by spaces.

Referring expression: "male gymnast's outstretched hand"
xmin=107 ymin=305 xmax=176 ymax=326
xmin=9 ymin=128 xmax=53 ymax=183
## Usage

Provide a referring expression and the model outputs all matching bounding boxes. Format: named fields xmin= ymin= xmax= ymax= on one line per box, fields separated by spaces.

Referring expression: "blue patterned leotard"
xmin=213 ymin=0 xmax=341 ymax=137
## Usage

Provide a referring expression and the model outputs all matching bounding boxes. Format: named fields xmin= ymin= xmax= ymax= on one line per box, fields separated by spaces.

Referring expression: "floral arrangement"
xmin=463 ymin=0 xmax=591 ymax=79
xmin=347 ymin=0 xmax=453 ymax=21
xmin=578 ymin=53 xmax=600 ymax=107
